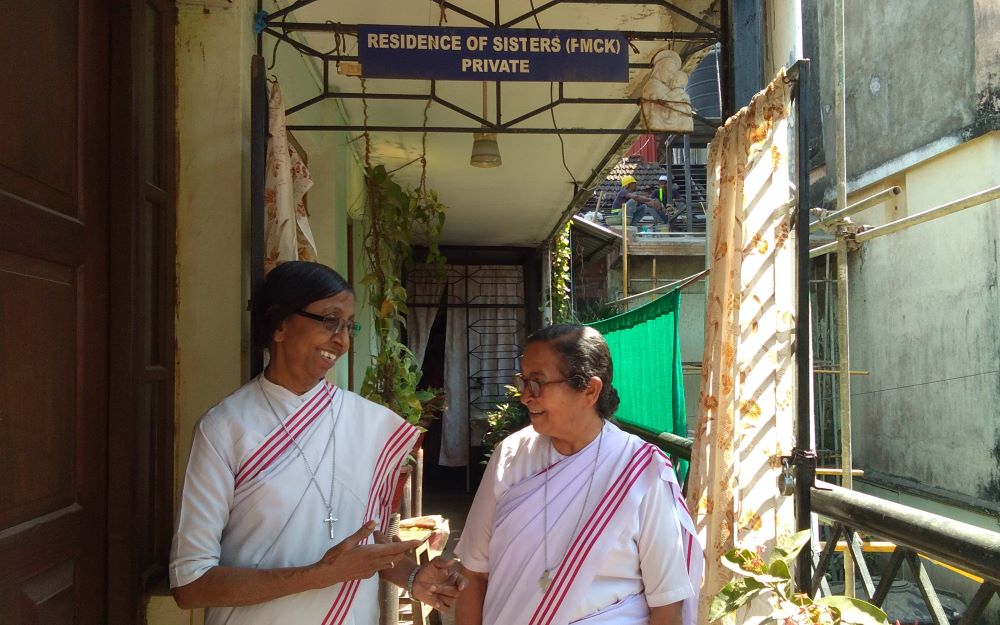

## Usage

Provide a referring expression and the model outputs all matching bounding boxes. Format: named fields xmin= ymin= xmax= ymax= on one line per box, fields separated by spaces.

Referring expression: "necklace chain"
xmin=258 ymin=377 xmax=341 ymax=538
xmin=540 ymin=423 xmax=605 ymax=591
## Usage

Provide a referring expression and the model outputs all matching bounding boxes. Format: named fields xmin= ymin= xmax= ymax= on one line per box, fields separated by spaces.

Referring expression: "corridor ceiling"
xmin=263 ymin=0 xmax=721 ymax=247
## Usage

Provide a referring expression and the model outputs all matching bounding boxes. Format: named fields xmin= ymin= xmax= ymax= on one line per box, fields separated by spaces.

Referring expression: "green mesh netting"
xmin=590 ymin=288 xmax=687 ymax=479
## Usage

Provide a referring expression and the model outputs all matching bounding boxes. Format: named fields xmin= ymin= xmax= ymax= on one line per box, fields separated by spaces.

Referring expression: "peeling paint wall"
xmin=799 ymin=3 xmax=1000 ymax=614
xmin=841 ymin=132 xmax=1000 ymax=619
xmin=847 ymin=132 xmax=1000 ymax=504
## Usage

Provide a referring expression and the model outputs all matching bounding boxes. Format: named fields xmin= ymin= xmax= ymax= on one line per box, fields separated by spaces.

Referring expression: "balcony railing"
xmin=616 ymin=422 xmax=1000 ymax=624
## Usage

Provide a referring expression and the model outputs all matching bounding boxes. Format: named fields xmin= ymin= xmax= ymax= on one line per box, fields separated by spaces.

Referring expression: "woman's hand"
xmin=172 ymin=521 xmax=422 ymax=609
xmin=309 ymin=521 xmax=422 ymax=589
xmin=411 ymin=557 xmax=468 ymax=610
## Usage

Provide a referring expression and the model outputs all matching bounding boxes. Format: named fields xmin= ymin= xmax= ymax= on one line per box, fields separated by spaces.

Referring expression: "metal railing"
xmin=811 ymin=484 xmax=1000 ymax=625
xmin=617 ymin=422 xmax=1000 ymax=624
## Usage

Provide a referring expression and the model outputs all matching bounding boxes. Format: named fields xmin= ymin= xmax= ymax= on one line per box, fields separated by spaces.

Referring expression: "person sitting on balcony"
xmin=655 ymin=175 xmax=680 ymax=213
xmin=453 ymin=324 xmax=703 ymax=625
xmin=611 ymin=175 xmax=670 ymax=227
xmin=169 ymin=260 xmax=466 ymax=625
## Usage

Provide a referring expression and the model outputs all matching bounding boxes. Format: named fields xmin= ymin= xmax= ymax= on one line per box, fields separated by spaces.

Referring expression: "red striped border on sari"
xmin=321 ymin=421 xmax=419 ymax=625
xmin=529 ymin=443 xmax=657 ymax=625
xmin=234 ymin=383 xmax=335 ymax=488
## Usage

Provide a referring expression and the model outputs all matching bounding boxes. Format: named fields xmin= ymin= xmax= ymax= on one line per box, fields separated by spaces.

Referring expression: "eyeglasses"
xmin=295 ymin=310 xmax=362 ymax=337
xmin=513 ymin=373 xmax=569 ymax=398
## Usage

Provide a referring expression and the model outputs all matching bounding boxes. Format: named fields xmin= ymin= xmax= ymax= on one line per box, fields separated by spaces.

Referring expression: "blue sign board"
xmin=358 ymin=25 xmax=629 ymax=82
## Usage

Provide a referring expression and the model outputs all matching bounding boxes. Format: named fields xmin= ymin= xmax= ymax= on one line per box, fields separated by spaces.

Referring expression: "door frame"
xmin=106 ymin=0 xmax=177 ymax=621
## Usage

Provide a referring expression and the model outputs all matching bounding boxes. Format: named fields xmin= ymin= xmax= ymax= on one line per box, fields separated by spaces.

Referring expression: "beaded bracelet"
xmin=406 ymin=564 xmax=423 ymax=596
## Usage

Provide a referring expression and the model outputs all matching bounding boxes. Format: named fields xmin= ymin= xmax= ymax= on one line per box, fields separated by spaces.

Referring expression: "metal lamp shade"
xmin=470 ymin=132 xmax=502 ymax=167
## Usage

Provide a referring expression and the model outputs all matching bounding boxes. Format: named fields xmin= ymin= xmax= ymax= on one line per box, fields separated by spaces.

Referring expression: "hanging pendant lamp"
xmin=470 ymin=81 xmax=502 ymax=168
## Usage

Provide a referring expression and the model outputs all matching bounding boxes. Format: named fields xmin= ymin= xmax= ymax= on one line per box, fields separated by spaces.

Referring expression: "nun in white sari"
xmin=454 ymin=324 xmax=702 ymax=625
xmin=170 ymin=261 xmax=466 ymax=625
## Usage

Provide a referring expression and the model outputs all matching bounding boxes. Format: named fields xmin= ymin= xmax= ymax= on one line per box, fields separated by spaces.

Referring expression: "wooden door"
xmin=0 ymin=1 xmax=110 ymax=623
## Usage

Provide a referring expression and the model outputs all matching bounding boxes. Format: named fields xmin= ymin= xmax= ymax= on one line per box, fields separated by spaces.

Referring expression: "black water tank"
xmin=686 ymin=45 xmax=721 ymax=119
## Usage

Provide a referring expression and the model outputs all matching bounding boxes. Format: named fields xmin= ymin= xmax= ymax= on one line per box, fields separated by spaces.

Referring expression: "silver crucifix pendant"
xmin=539 ymin=570 xmax=552 ymax=591
xmin=325 ymin=511 xmax=338 ymax=539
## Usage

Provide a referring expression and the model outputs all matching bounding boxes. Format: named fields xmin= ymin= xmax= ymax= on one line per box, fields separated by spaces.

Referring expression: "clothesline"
xmin=605 ymin=267 xmax=709 ymax=307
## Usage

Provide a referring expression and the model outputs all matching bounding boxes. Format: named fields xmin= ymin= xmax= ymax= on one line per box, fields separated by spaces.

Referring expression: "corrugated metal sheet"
xmin=625 ymin=134 xmax=657 ymax=162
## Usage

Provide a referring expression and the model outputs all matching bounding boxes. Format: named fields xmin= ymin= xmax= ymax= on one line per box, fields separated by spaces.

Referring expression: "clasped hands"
xmin=311 ymin=520 xmax=468 ymax=611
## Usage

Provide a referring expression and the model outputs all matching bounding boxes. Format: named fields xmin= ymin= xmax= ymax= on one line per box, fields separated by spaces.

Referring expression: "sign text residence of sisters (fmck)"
xmin=358 ymin=25 xmax=629 ymax=82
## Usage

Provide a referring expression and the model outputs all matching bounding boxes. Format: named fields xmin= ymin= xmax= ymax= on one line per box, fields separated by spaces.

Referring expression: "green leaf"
xmin=708 ymin=578 xmax=766 ymax=622
xmin=815 ymin=596 xmax=888 ymax=625
xmin=720 ymin=549 xmax=784 ymax=582
xmin=769 ymin=530 xmax=812 ymax=566
xmin=766 ymin=559 xmax=791 ymax=581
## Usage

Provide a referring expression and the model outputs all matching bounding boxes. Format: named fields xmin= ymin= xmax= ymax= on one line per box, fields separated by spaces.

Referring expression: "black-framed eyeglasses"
xmin=295 ymin=310 xmax=362 ymax=337
xmin=513 ymin=373 xmax=569 ymax=398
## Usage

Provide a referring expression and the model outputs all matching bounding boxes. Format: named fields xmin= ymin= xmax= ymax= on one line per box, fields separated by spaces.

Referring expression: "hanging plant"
xmin=355 ymin=75 xmax=447 ymax=429
xmin=359 ymin=163 xmax=447 ymax=427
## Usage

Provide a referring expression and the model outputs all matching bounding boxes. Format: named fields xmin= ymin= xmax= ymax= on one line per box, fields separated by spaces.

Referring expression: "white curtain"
xmin=685 ymin=68 xmax=797 ymax=625
xmin=406 ymin=264 xmax=447 ymax=368
xmin=441 ymin=302 xmax=469 ymax=467
xmin=440 ymin=265 xmax=525 ymax=467
xmin=263 ymin=79 xmax=318 ymax=274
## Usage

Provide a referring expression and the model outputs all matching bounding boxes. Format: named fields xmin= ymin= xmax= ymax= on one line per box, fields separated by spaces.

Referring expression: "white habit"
xmin=170 ymin=375 xmax=418 ymax=625
xmin=456 ymin=422 xmax=703 ymax=625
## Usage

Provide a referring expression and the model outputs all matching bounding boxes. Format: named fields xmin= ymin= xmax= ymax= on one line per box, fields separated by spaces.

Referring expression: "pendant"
xmin=325 ymin=510 xmax=339 ymax=539
xmin=539 ymin=570 xmax=552 ymax=591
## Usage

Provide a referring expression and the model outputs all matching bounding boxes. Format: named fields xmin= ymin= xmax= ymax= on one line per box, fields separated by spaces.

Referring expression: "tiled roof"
xmin=575 ymin=155 xmax=709 ymax=232
xmin=584 ymin=156 xmax=667 ymax=212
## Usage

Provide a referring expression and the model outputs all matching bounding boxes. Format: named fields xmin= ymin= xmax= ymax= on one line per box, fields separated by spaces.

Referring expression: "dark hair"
xmin=525 ymin=323 xmax=620 ymax=419
xmin=250 ymin=261 xmax=353 ymax=349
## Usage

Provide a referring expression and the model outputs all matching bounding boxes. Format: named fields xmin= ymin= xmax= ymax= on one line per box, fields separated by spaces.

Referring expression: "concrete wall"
xmin=798 ymin=3 xmax=1000 ymax=612
xmin=809 ymin=0 xmax=1000 ymax=194
xmin=846 ymin=132 xmax=1000 ymax=505
xmin=826 ymin=132 xmax=1000 ymax=619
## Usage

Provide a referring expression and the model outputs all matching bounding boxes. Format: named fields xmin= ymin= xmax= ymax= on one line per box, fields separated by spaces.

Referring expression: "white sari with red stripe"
xmin=457 ymin=422 xmax=702 ymax=625
xmin=170 ymin=375 xmax=418 ymax=625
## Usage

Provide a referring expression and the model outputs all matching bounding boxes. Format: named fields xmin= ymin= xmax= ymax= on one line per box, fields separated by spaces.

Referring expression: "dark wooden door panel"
xmin=0 ymin=0 xmax=109 ymax=623
xmin=19 ymin=561 xmax=75 ymax=625
xmin=0 ymin=0 xmax=78 ymax=217
xmin=0 ymin=253 xmax=77 ymax=529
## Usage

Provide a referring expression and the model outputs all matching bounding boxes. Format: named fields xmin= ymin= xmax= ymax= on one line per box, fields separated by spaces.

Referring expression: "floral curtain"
xmin=685 ymin=68 xmax=797 ymax=624
xmin=264 ymin=79 xmax=318 ymax=273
